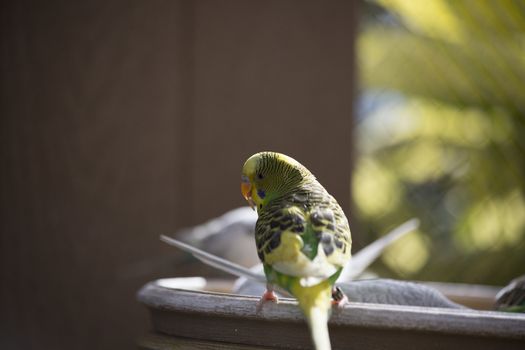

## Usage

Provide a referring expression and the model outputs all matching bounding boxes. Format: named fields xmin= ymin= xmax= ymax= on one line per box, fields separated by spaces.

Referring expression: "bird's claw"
xmin=256 ymin=289 xmax=279 ymax=312
xmin=331 ymin=286 xmax=349 ymax=309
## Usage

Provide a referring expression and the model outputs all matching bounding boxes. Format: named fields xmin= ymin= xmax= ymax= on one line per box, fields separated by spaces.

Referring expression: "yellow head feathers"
xmin=241 ymin=152 xmax=314 ymax=211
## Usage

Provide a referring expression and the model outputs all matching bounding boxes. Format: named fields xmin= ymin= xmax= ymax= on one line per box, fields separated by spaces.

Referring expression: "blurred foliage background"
xmin=354 ymin=0 xmax=525 ymax=285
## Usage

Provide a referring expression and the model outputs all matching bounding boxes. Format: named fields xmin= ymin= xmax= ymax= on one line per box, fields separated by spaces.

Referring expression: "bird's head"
xmin=241 ymin=151 xmax=314 ymax=211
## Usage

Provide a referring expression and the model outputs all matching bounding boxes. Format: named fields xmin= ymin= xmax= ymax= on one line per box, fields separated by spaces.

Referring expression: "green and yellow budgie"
xmin=241 ymin=152 xmax=352 ymax=350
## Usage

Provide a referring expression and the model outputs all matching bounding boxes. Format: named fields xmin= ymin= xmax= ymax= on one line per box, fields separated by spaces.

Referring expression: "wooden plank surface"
xmin=138 ymin=282 xmax=525 ymax=350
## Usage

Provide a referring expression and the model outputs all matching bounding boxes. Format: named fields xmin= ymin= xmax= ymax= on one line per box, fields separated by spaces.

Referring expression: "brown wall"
xmin=0 ymin=1 xmax=357 ymax=349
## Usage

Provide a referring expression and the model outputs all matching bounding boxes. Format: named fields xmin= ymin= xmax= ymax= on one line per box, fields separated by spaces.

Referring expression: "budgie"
xmin=241 ymin=151 xmax=352 ymax=350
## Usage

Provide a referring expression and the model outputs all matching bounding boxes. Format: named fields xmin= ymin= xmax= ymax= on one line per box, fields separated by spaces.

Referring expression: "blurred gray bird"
xmin=161 ymin=233 xmax=463 ymax=309
xmin=163 ymin=217 xmax=466 ymax=309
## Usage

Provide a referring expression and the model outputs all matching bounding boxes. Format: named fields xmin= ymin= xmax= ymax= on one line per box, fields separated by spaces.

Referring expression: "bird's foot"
xmin=256 ymin=288 xmax=279 ymax=312
xmin=331 ymin=286 xmax=349 ymax=309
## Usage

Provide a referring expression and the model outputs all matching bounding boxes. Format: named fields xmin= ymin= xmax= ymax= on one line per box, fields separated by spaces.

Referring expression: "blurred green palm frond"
xmin=355 ymin=0 xmax=525 ymax=284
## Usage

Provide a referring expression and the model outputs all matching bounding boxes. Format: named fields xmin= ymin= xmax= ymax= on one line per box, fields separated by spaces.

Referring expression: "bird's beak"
xmin=241 ymin=175 xmax=256 ymax=210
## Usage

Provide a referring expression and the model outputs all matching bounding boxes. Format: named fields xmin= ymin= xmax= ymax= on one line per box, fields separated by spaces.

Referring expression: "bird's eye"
xmin=257 ymin=173 xmax=264 ymax=179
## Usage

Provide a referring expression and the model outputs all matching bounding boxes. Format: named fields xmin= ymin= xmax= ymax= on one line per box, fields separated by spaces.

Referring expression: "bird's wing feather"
xmin=306 ymin=201 xmax=351 ymax=269
xmin=255 ymin=189 xmax=350 ymax=281
xmin=338 ymin=218 xmax=420 ymax=282
xmin=160 ymin=235 xmax=266 ymax=283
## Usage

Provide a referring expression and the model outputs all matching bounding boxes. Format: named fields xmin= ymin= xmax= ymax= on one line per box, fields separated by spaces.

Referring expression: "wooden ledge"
xmin=137 ymin=280 xmax=525 ymax=350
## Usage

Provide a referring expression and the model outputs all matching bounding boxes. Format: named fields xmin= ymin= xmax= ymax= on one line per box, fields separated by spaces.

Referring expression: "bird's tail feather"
xmin=305 ymin=305 xmax=331 ymax=350
xmin=292 ymin=282 xmax=332 ymax=350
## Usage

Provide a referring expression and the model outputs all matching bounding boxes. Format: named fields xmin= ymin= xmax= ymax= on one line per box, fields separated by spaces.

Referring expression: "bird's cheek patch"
xmin=257 ymin=189 xmax=266 ymax=199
